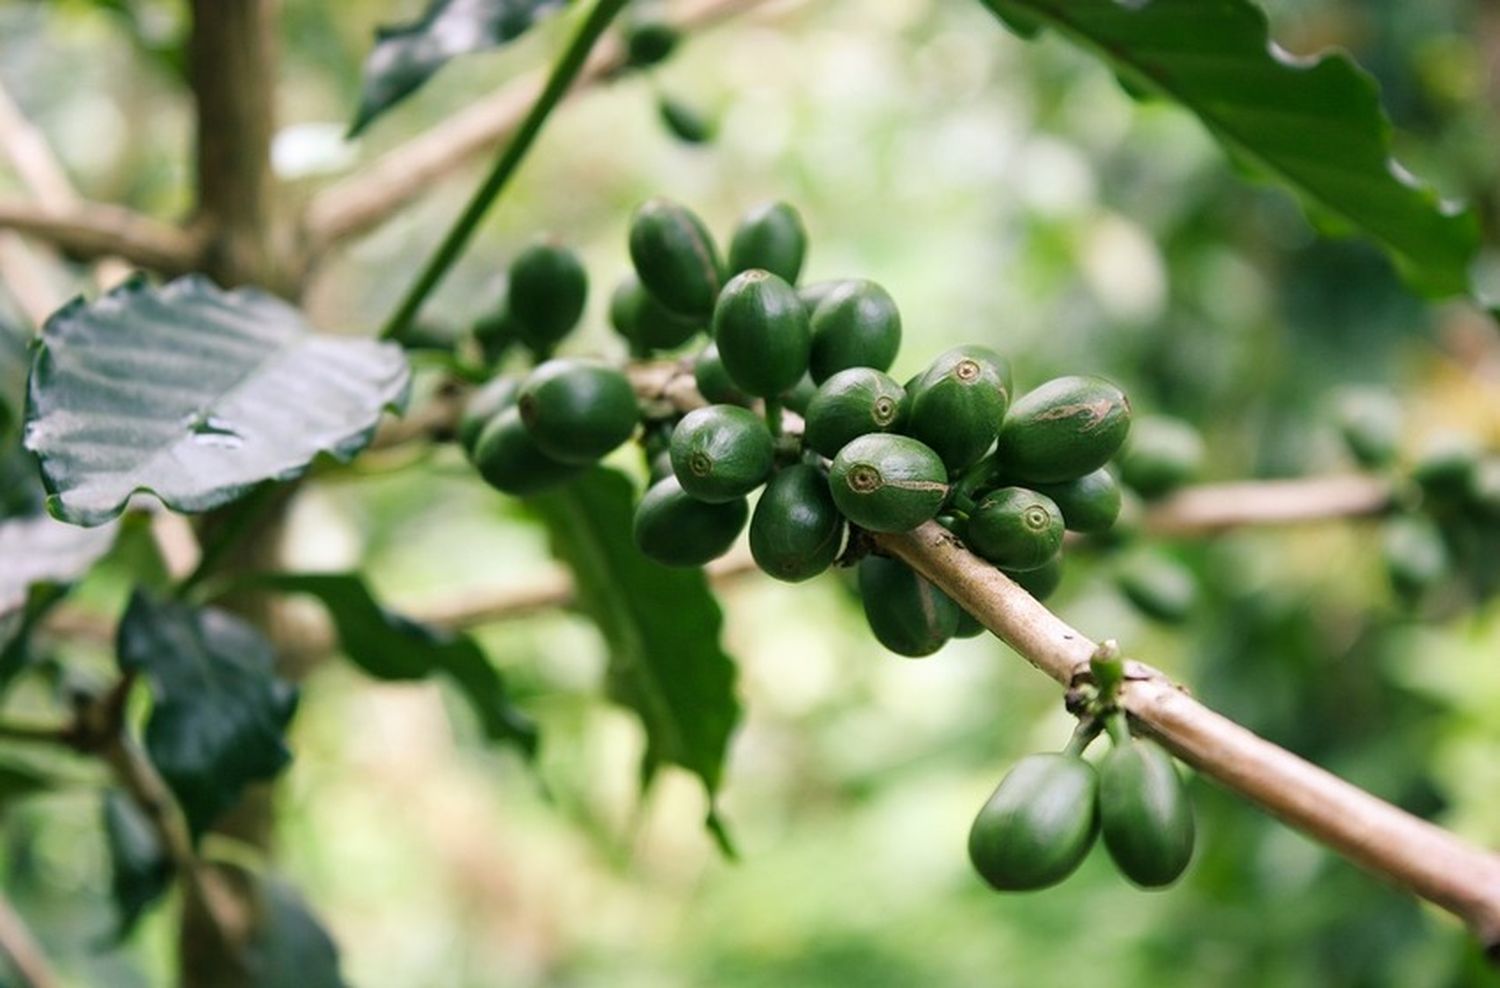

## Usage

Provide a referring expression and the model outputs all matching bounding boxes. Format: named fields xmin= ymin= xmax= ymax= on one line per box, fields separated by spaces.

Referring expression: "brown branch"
xmin=1141 ymin=474 xmax=1394 ymax=537
xmin=303 ymin=0 xmax=787 ymax=253
xmin=878 ymin=521 xmax=1500 ymax=951
xmin=0 ymin=893 xmax=60 ymax=988
xmin=0 ymin=200 xmax=202 ymax=276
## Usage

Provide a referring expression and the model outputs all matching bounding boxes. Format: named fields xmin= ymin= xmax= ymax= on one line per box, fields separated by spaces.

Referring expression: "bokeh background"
xmin=3 ymin=0 xmax=1500 ymax=985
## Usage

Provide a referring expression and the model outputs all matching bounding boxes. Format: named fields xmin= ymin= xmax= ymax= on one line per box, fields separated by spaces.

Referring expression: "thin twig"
xmin=1141 ymin=474 xmax=1394 ymax=537
xmin=877 ymin=520 xmax=1500 ymax=951
xmin=304 ymin=0 xmax=786 ymax=253
xmin=0 ymin=893 xmax=60 ymax=988
xmin=0 ymin=200 xmax=201 ymax=276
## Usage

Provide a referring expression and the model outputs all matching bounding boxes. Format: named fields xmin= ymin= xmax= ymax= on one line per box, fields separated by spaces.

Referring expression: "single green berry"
xmin=658 ymin=95 xmax=714 ymax=145
xmin=471 ymin=407 xmax=583 ymax=496
xmin=1099 ymin=736 xmax=1195 ymax=889
xmin=804 ymin=368 xmax=907 ymax=459
xmin=1115 ymin=549 xmax=1197 ymax=623
xmin=1119 ymin=416 xmax=1204 ymax=499
xmin=1335 ymin=388 xmax=1402 ymax=469
xmin=728 ymin=201 xmax=807 ymax=285
xmin=1412 ymin=434 xmax=1480 ymax=504
xmin=507 ymin=241 xmax=588 ymax=350
xmin=632 ymin=475 xmax=748 ymax=567
xmin=966 ymin=487 xmax=1064 ymax=571
xmin=458 ymin=376 xmax=521 ymax=455
xmin=968 ymin=753 xmax=1099 ymax=892
xmin=693 ymin=342 xmax=750 ymax=406
xmin=609 ymin=273 xmax=702 ymax=354
xmin=857 ymin=555 xmax=961 ymax=657
xmin=669 ymin=404 xmax=775 ymax=503
xmin=623 ymin=18 xmax=678 ymax=68
xmin=1381 ymin=514 xmax=1449 ymax=600
xmin=1003 ymin=556 xmax=1062 ymax=602
xmin=797 ymin=278 xmax=854 ymax=317
xmin=749 ymin=464 xmax=844 ymax=582
xmin=629 ymin=198 xmax=722 ymax=319
xmin=517 ymin=359 xmax=638 ymax=465
xmin=829 ymin=434 xmax=948 ymax=533
xmin=712 ymin=269 xmax=811 ymax=398
xmin=1032 ymin=468 xmax=1121 ymax=534
xmin=807 ymin=279 xmax=902 ymax=384
xmin=903 ymin=345 xmax=1012 ymax=471
xmin=997 ymin=375 xmax=1132 ymax=484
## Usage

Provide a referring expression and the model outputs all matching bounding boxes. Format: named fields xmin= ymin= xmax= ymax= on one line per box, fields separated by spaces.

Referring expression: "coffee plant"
xmin=0 ymin=0 xmax=1498 ymax=984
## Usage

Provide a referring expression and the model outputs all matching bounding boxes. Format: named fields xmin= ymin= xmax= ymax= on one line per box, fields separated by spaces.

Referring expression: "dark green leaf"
xmin=529 ymin=469 xmax=740 ymax=801
xmin=980 ymin=0 xmax=1481 ymax=296
xmin=349 ymin=0 xmax=570 ymax=136
xmin=102 ymin=790 xmax=174 ymax=940
xmin=24 ymin=276 xmax=410 ymax=527
xmin=261 ymin=573 xmax=537 ymax=756
xmin=116 ymin=590 xmax=299 ymax=840
xmin=243 ymin=877 xmax=347 ymax=988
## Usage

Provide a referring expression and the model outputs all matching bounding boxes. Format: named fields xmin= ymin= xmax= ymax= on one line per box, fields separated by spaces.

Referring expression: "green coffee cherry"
xmin=804 ymin=368 xmax=907 ymax=459
xmin=1099 ymin=737 xmax=1195 ymax=889
xmin=1335 ymin=389 xmax=1402 ymax=469
xmin=472 ymin=407 xmax=583 ymax=496
xmin=968 ymin=753 xmax=1099 ymax=892
xmin=669 ymin=404 xmax=775 ymax=503
xmin=954 ymin=608 xmax=986 ymax=639
xmin=712 ymin=269 xmax=811 ymax=398
xmin=798 ymin=278 xmax=854 ymax=317
xmin=1032 ymin=468 xmax=1121 ymax=534
xmin=610 ymin=273 xmax=701 ymax=353
xmin=517 ymin=359 xmax=638 ymax=465
xmin=1115 ymin=550 xmax=1197 ymax=623
xmin=1004 ymin=556 xmax=1062 ymax=602
xmin=997 ymin=375 xmax=1132 ymax=484
xmin=623 ymin=17 xmax=678 ymax=68
xmin=507 ymin=241 xmax=588 ymax=350
xmin=749 ymin=464 xmax=844 ymax=582
xmin=458 ymin=376 xmax=521 ymax=455
xmin=1119 ymin=416 xmax=1204 ymax=499
xmin=857 ymin=555 xmax=961 ymax=657
xmin=966 ymin=487 xmax=1064 ymax=571
xmin=807 ymin=279 xmax=902 ymax=384
xmin=632 ymin=475 xmax=748 ymax=567
xmin=629 ymin=198 xmax=723 ymax=318
xmin=658 ymin=95 xmax=714 ymax=145
xmin=472 ymin=304 xmax=520 ymax=366
xmin=903 ymin=345 xmax=1012 ymax=472
xmin=1412 ymin=434 xmax=1479 ymax=504
xmin=693 ymin=343 xmax=750 ymax=406
xmin=728 ymin=201 xmax=807 ymax=284
xmin=830 ymin=434 xmax=948 ymax=533
xmin=1382 ymin=514 xmax=1449 ymax=599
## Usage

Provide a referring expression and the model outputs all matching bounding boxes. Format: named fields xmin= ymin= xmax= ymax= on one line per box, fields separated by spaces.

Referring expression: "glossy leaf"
xmin=243 ymin=877 xmax=348 ymax=988
xmin=981 ymin=0 xmax=1480 ymax=296
xmin=24 ymin=276 xmax=410 ymax=527
xmin=103 ymin=790 xmax=174 ymax=940
xmin=263 ymin=573 xmax=537 ymax=756
xmin=116 ymin=591 xmax=299 ymax=840
xmin=349 ymin=0 xmax=570 ymax=136
xmin=530 ymin=469 xmax=740 ymax=805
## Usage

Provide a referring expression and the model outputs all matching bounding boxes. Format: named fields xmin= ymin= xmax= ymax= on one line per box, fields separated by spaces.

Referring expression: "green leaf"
xmin=116 ymin=590 xmax=299 ymax=840
xmin=261 ymin=573 xmax=537 ymax=756
xmin=529 ymin=469 xmax=740 ymax=803
xmin=243 ymin=877 xmax=347 ymax=988
xmin=0 ymin=316 xmax=28 ymax=441
xmin=0 ymin=756 xmax=61 ymax=812
xmin=349 ymin=0 xmax=570 ymax=136
xmin=24 ymin=275 xmax=410 ymax=527
xmin=102 ymin=790 xmax=174 ymax=940
xmin=980 ymin=0 xmax=1481 ymax=297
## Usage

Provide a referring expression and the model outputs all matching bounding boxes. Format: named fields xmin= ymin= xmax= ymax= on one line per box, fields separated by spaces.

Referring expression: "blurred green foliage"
xmin=2 ymin=0 xmax=1500 ymax=985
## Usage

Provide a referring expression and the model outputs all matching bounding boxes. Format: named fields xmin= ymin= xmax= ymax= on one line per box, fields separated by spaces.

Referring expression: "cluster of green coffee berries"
xmin=1332 ymin=390 xmax=1500 ymax=604
xmin=968 ymin=644 xmax=1196 ymax=893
